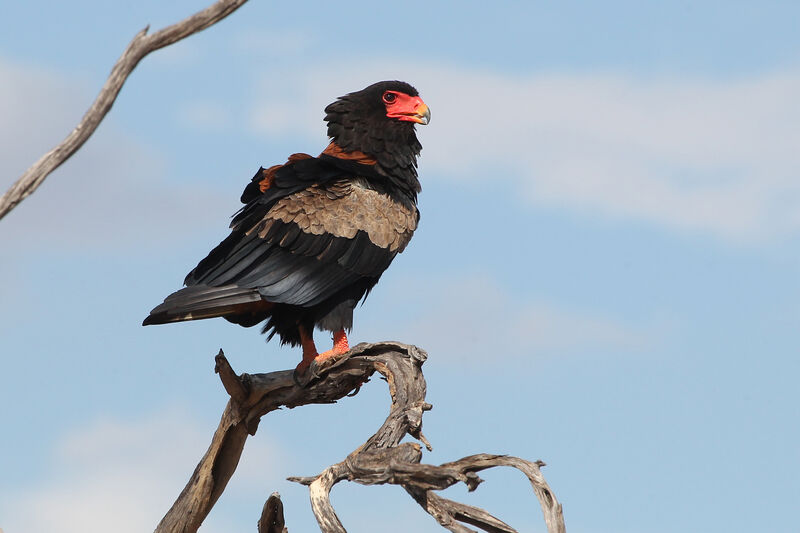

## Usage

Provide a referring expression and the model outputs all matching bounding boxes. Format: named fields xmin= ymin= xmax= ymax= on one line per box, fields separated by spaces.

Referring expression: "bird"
xmin=143 ymin=80 xmax=429 ymax=376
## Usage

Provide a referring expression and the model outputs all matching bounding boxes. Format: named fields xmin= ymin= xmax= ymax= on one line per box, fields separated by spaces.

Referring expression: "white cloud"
xmin=248 ymin=62 xmax=800 ymax=243
xmin=0 ymin=408 xmax=284 ymax=533
xmin=368 ymin=274 xmax=651 ymax=363
xmin=0 ymin=58 xmax=230 ymax=250
xmin=0 ymin=60 xmax=90 ymax=175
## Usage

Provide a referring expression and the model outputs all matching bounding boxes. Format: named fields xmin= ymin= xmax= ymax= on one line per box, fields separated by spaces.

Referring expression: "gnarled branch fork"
xmin=155 ymin=342 xmax=566 ymax=533
xmin=0 ymin=0 xmax=249 ymax=221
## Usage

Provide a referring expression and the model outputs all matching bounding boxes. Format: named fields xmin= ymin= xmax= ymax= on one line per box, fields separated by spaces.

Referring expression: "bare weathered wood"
xmin=404 ymin=488 xmax=516 ymax=533
xmin=155 ymin=342 xmax=418 ymax=533
xmin=215 ymin=348 xmax=248 ymax=404
xmin=258 ymin=492 xmax=288 ymax=533
xmin=294 ymin=449 xmax=565 ymax=533
xmin=155 ymin=399 xmax=249 ymax=533
xmin=155 ymin=341 xmax=566 ymax=533
xmin=0 ymin=0 xmax=249 ymax=221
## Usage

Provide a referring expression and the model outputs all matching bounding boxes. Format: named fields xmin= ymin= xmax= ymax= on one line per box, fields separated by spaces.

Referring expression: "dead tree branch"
xmin=258 ymin=493 xmax=288 ymax=533
xmin=0 ymin=0 xmax=249 ymax=221
xmin=155 ymin=342 xmax=566 ymax=533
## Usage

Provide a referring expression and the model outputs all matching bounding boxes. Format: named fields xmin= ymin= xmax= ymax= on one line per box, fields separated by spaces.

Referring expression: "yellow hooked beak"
xmin=412 ymin=103 xmax=431 ymax=125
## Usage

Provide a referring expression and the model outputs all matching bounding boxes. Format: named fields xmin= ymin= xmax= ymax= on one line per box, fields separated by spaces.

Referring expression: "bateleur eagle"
xmin=143 ymin=81 xmax=429 ymax=375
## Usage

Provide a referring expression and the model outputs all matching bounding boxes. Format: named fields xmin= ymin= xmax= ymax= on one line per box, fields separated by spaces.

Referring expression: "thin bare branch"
xmin=0 ymin=0 xmax=249 ymax=221
xmin=301 ymin=450 xmax=566 ymax=533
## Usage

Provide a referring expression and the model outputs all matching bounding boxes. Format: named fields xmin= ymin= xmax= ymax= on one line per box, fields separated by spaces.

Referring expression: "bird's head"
xmin=376 ymin=81 xmax=431 ymax=125
xmin=325 ymin=80 xmax=430 ymax=131
xmin=324 ymin=81 xmax=428 ymax=199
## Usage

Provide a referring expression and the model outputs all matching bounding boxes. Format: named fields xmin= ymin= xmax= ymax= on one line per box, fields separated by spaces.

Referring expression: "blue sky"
xmin=1 ymin=1 xmax=799 ymax=532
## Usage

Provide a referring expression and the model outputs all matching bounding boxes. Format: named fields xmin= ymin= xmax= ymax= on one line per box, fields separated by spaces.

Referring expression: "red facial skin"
xmin=382 ymin=91 xmax=431 ymax=124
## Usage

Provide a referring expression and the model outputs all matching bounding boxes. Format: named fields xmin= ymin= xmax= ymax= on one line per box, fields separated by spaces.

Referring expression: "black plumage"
xmin=143 ymin=81 xmax=429 ymax=369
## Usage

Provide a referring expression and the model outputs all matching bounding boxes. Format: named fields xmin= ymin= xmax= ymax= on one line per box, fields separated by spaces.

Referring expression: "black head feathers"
xmin=324 ymin=81 xmax=426 ymax=199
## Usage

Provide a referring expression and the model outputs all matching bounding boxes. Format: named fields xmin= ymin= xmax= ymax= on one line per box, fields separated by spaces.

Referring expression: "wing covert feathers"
xmin=254 ymin=180 xmax=417 ymax=252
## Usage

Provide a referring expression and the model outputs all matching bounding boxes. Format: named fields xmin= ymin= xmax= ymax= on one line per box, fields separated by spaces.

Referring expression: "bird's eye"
xmin=382 ymin=92 xmax=397 ymax=104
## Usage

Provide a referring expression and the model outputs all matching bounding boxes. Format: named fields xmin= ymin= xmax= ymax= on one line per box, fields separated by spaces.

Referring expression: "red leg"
xmin=296 ymin=325 xmax=319 ymax=375
xmin=321 ymin=329 xmax=350 ymax=359
xmin=295 ymin=327 xmax=350 ymax=375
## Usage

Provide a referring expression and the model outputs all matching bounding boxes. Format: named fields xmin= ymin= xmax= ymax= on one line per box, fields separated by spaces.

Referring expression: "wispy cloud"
xmin=365 ymin=274 xmax=652 ymax=364
xmin=0 ymin=408 xmax=284 ymax=533
xmin=0 ymin=59 xmax=230 ymax=250
xmin=248 ymin=62 xmax=800 ymax=243
xmin=0 ymin=59 xmax=90 ymax=176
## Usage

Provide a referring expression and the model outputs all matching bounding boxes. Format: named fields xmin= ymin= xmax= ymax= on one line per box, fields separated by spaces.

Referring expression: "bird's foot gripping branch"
xmin=155 ymin=342 xmax=567 ymax=533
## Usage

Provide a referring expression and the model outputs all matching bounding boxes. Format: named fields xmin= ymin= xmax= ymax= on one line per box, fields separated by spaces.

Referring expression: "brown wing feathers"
xmin=259 ymin=181 xmax=416 ymax=252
